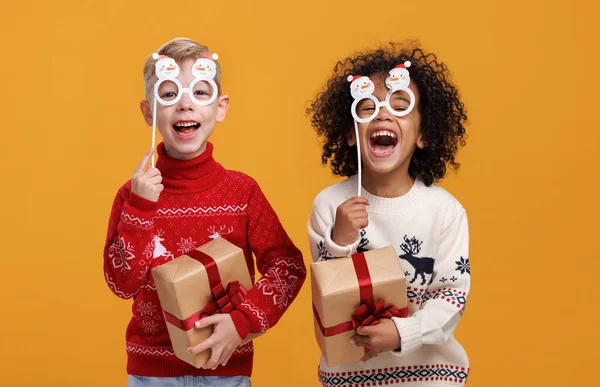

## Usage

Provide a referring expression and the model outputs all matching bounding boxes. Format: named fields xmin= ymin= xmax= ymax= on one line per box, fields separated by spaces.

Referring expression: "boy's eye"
xmin=192 ymin=81 xmax=213 ymax=98
xmin=193 ymin=89 xmax=211 ymax=99
xmin=160 ymin=91 xmax=178 ymax=100
xmin=159 ymin=91 xmax=177 ymax=101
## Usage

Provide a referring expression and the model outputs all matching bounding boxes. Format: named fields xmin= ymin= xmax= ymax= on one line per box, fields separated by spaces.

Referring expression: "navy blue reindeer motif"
xmin=399 ymin=235 xmax=434 ymax=286
xmin=357 ymin=229 xmax=370 ymax=253
xmin=317 ymin=240 xmax=333 ymax=261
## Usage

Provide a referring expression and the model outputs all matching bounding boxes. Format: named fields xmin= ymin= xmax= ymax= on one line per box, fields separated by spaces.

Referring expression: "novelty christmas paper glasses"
xmin=150 ymin=53 xmax=220 ymax=166
xmin=348 ymin=61 xmax=415 ymax=196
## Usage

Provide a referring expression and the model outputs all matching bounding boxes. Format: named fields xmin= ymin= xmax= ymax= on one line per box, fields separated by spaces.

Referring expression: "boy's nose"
xmin=177 ymin=93 xmax=195 ymax=110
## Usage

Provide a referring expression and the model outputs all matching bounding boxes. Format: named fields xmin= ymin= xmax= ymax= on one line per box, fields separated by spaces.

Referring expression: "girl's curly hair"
xmin=307 ymin=41 xmax=467 ymax=186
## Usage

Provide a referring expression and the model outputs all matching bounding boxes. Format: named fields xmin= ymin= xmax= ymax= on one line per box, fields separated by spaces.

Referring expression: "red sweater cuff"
xmin=128 ymin=192 xmax=159 ymax=212
xmin=230 ymin=310 xmax=251 ymax=340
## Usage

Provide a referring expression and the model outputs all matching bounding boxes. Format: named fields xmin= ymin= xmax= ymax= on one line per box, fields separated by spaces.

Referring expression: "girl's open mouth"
xmin=369 ymin=130 xmax=398 ymax=156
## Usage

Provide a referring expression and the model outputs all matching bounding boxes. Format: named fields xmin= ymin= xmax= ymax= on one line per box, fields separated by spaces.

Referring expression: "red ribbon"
xmin=313 ymin=252 xmax=408 ymax=339
xmin=352 ymin=253 xmax=373 ymax=307
xmin=162 ymin=250 xmax=248 ymax=331
xmin=187 ymin=250 xmax=222 ymax=291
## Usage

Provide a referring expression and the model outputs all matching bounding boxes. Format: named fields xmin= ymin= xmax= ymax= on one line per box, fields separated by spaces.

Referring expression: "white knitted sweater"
xmin=308 ymin=175 xmax=470 ymax=386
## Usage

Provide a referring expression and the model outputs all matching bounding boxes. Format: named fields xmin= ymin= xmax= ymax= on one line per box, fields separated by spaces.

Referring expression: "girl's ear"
xmin=347 ymin=129 xmax=356 ymax=146
xmin=416 ymin=131 xmax=425 ymax=149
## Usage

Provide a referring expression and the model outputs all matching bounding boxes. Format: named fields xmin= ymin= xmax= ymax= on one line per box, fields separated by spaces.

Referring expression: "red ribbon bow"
xmin=199 ymin=280 xmax=248 ymax=318
xmin=351 ymin=299 xmax=407 ymax=328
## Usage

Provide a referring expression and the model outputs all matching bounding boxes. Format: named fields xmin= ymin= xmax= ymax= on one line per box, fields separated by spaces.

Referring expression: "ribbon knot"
xmin=351 ymin=299 xmax=407 ymax=329
xmin=200 ymin=280 xmax=248 ymax=318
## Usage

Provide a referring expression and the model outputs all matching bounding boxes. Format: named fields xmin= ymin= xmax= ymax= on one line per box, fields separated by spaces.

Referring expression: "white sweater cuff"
xmin=391 ymin=316 xmax=422 ymax=356
xmin=324 ymin=225 xmax=360 ymax=257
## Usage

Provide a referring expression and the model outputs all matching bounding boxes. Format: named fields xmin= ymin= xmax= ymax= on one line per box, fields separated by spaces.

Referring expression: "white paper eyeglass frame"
xmin=350 ymin=84 xmax=415 ymax=123
xmin=154 ymin=77 xmax=219 ymax=107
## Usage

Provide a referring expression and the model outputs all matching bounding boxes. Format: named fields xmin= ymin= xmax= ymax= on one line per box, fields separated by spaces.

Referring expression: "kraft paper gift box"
xmin=152 ymin=237 xmax=261 ymax=368
xmin=311 ymin=246 xmax=408 ymax=367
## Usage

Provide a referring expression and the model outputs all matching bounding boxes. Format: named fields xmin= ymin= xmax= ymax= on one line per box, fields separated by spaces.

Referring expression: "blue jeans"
xmin=127 ymin=375 xmax=251 ymax=387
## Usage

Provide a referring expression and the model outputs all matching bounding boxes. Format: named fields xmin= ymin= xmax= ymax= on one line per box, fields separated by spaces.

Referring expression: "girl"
xmin=307 ymin=42 xmax=470 ymax=387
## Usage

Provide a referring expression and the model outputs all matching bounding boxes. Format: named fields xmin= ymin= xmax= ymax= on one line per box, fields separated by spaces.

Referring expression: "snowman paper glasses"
xmin=348 ymin=61 xmax=416 ymax=197
xmin=150 ymin=52 xmax=220 ymax=166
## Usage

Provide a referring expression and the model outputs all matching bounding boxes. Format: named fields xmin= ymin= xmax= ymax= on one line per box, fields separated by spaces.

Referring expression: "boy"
xmin=104 ymin=37 xmax=306 ymax=386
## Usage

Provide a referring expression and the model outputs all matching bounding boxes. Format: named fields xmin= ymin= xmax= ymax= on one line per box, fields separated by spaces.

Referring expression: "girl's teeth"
xmin=371 ymin=130 xmax=397 ymax=138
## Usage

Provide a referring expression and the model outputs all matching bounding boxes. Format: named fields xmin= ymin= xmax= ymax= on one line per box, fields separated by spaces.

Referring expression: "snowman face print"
xmin=153 ymin=53 xmax=219 ymax=107
xmin=191 ymin=57 xmax=218 ymax=79
xmin=349 ymin=61 xmax=416 ymax=123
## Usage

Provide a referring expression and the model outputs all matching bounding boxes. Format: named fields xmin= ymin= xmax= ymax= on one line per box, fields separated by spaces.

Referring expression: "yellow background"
xmin=1 ymin=0 xmax=598 ymax=386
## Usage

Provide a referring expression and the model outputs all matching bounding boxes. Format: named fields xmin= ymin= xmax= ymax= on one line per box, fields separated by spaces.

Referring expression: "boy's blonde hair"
xmin=143 ymin=37 xmax=222 ymax=101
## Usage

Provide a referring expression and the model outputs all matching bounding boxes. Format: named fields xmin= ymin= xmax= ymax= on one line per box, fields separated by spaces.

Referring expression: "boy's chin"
xmin=164 ymin=141 xmax=208 ymax=159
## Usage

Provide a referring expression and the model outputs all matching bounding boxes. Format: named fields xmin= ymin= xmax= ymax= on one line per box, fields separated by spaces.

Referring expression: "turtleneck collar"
xmin=155 ymin=142 xmax=225 ymax=193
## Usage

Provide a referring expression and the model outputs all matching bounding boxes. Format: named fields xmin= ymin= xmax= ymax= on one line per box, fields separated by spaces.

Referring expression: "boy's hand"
xmin=131 ymin=148 xmax=163 ymax=202
xmin=332 ymin=197 xmax=369 ymax=246
xmin=188 ymin=314 xmax=243 ymax=370
xmin=350 ymin=319 xmax=401 ymax=362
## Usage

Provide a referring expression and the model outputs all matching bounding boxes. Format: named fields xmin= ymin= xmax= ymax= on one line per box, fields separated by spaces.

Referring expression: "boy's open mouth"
xmin=369 ymin=130 xmax=398 ymax=156
xmin=173 ymin=121 xmax=200 ymax=138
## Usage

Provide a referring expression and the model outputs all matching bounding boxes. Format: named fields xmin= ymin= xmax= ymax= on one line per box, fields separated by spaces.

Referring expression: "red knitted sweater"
xmin=103 ymin=142 xmax=306 ymax=377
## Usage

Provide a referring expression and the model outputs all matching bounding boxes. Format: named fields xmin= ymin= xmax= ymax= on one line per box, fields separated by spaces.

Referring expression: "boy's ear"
xmin=216 ymin=95 xmax=230 ymax=123
xmin=140 ymin=100 xmax=152 ymax=126
xmin=347 ymin=129 xmax=356 ymax=146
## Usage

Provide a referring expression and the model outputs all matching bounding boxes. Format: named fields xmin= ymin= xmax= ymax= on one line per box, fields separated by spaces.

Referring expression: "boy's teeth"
xmin=173 ymin=121 xmax=200 ymax=131
xmin=173 ymin=121 xmax=200 ymax=135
